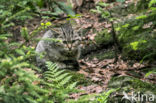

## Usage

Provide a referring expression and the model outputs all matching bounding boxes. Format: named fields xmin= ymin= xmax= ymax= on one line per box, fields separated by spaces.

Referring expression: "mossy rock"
xmin=108 ymin=75 xmax=156 ymax=93
xmin=107 ymin=76 xmax=156 ymax=103
xmin=95 ymin=29 xmax=113 ymax=46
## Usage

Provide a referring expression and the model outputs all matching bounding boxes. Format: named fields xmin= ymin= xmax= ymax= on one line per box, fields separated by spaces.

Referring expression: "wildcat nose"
xmin=68 ymin=44 xmax=73 ymax=50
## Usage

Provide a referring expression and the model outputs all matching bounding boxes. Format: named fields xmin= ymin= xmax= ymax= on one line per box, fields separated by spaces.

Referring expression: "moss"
xmin=108 ymin=76 xmax=133 ymax=88
xmin=108 ymin=75 xmax=156 ymax=103
xmin=132 ymin=79 xmax=156 ymax=94
xmin=95 ymin=29 xmax=112 ymax=45
xmin=97 ymin=50 xmax=114 ymax=60
xmin=88 ymin=49 xmax=115 ymax=60
xmin=65 ymin=70 xmax=93 ymax=86
xmin=122 ymin=44 xmax=149 ymax=60
xmin=108 ymin=75 xmax=156 ymax=94
xmin=121 ymin=35 xmax=156 ymax=61
xmin=136 ymin=0 xmax=149 ymax=12
xmin=116 ymin=11 xmax=156 ymax=61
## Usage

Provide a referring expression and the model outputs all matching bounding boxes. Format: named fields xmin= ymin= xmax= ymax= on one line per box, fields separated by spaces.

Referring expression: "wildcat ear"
xmin=61 ymin=21 xmax=75 ymax=42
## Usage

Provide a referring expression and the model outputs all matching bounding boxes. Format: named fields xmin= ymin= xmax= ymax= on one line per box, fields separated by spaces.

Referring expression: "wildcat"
xmin=35 ymin=22 xmax=82 ymax=71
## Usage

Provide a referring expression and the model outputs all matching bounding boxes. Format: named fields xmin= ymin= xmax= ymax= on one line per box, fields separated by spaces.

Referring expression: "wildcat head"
xmin=59 ymin=22 xmax=82 ymax=53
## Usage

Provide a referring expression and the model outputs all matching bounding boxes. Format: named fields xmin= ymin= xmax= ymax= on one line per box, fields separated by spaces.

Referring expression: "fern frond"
xmin=53 ymin=70 xmax=65 ymax=77
xmin=43 ymin=61 xmax=79 ymax=103
xmin=68 ymin=82 xmax=77 ymax=89
xmin=56 ymin=73 xmax=70 ymax=81
xmin=59 ymin=76 xmax=72 ymax=86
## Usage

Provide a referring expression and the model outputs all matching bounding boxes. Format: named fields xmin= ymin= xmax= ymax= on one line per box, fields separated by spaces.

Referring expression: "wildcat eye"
xmin=63 ymin=40 xmax=75 ymax=44
xmin=71 ymin=40 xmax=76 ymax=43
xmin=63 ymin=41 xmax=67 ymax=44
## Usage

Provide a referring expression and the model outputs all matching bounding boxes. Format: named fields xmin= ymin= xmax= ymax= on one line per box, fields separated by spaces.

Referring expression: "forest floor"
xmin=67 ymin=5 xmax=156 ymax=100
xmin=18 ymin=1 xmax=156 ymax=100
xmin=65 ymin=6 xmax=156 ymax=100
xmin=71 ymin=51 xmax=156 ymax=100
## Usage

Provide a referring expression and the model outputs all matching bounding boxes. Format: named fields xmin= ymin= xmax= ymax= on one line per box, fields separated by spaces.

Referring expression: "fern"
xmin=0 ymin=1 xmax=77 ymax=102
xmin=97 ymin=88 xmax=118 ymax=103
xmin=44 ymin=62 xmax=118 ymax=103
xmin=43 ymin=61 xmax=78 ymax=103
xmin=0 ymin=55 xmax=51 ymax=103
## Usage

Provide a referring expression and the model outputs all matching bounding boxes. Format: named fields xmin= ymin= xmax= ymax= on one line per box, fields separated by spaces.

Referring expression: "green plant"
xmin=149 ymin=0 xmax=156 ymax=7
xmin=97 ymin=89 xmax=118 ymax=103
xmin=145 ymin=67 xmax=156 ymax=78
xmin=38 ymin=0 xmax=75 ymax=19
xmin=0 ymin=3 xmax=52 ymax=102
xmin=91 ymin=2 xmax=122 ymax=62
xmin=108 ymin=76 xmax=156 ymax=103
xmin=0 ymin=1 xmax=79 ymax=103
xmin=43 ymin=62 xmax=78 ymax=103
xmin=0 ymin=53 xmax=50 ymax=103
